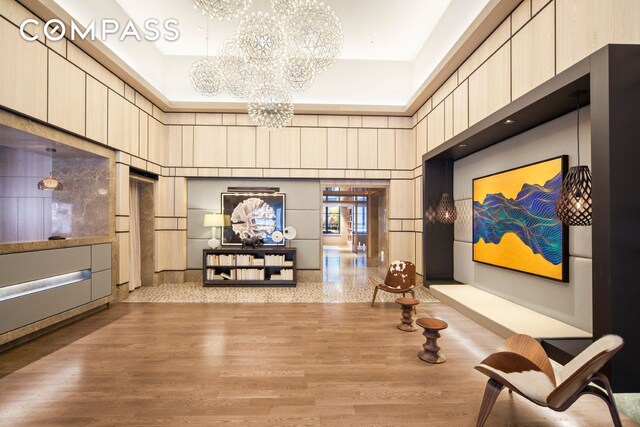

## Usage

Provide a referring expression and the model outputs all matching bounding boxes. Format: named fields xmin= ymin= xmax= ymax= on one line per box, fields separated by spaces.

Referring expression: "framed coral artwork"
xmin=472 ymin=156 xmax=569 ymax=282
xmin=221 ymin=192 xmax=286 ymax=246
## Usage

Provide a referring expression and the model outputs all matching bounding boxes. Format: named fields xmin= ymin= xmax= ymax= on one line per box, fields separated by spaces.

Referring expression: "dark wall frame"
xmin=421 ymin=45 xmax=640 ymax=392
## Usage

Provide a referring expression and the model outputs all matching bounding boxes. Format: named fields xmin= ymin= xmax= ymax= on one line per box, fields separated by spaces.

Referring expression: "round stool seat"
xmin=417 ymin=317 xmax=448 ymax=331
xmin=395 ymin=297 xmax=420 ymax=306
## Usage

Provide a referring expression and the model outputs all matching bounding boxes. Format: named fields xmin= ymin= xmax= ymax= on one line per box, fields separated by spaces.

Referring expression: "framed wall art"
xmin=221 ymin=192 xmax=286 ymax=246
xmin=472 ymin=156 xmax=568 ymax=282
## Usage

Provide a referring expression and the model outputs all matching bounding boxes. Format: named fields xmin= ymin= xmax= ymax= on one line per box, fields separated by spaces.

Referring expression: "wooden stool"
xmin=417 ymin=317 xmax=448 ymax=364
xmin=395 ymin=297 xmax=420 ymax=332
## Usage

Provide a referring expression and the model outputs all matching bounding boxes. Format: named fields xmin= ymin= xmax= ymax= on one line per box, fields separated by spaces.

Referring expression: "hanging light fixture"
xmin=191 ymin=0 xmax=252 ymax=21
xmin=248 ymin=83 xmax=294 ymax=129
xmin=236 ymin=11 xmax=286 ymax=71
xmin=436 ymin=161 xmax=457 ymax=224
xmin=37 ymin=148 xmax=63 ymax=191
xmin=190 ymin=19 xmax=223 ymax=97
xmin=436 ymin=193 xmax=457 ymax=224
xmin=556 ymin=91 xmax=592 ymax=226
xmin=187 ymin=0 xmax=342 ymax=129
xmin=286 ymin=0 xmax=343 ymax=73
xmin=218 ymin=37 xmax=272 ymax=100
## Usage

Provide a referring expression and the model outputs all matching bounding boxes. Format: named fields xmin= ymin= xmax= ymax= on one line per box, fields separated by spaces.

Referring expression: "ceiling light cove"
xmin=51 ymin=0 xmax=490 ymax=111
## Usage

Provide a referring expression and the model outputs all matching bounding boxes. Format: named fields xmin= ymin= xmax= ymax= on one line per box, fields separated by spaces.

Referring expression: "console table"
xmin=202 ymin=247 xmax=297 ymax=287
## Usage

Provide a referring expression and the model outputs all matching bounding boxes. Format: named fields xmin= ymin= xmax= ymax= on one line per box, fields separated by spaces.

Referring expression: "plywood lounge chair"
xmin=370 ymin=261 xmax=416 ymax=306
xmin=475 ymin=333 xmax=624 ymax=427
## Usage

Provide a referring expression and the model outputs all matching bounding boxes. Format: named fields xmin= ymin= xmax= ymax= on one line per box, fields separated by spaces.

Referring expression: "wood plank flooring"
xmin=0 ymin=302 xmax=635 ymax=426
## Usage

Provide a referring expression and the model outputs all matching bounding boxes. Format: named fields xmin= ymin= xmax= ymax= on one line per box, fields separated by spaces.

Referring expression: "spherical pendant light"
xmin=286 ymin=0 xmax=342 ymax=73
xmin=556 ymin=165 xmax=592 ymax=226
xmin=237 ymin=11 xmax=286 ymax=71
xmin=283 ymin=57 xmax=315 ymax=91
xmin=248 ymin=83 xmax=294 ymax=129
xmin=190 ymin=58 xmax=223 ymax=97
xmin=436 ymin=193 xmax=457 ymax=224
xmin=271 ymin=0 xmax=298 ymax=17
xmin=219 ymin=37 xmax=272 ymax=99
xmin=191 ymin=0 xmax=252 ymax=21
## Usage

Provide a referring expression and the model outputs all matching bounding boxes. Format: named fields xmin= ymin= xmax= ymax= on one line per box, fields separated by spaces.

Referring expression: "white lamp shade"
xmin=204 ymin=213 xmax=225 ymax=227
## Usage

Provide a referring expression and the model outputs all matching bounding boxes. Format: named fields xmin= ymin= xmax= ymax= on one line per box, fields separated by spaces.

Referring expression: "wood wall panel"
xmin=452 ymin=80 xmax=469 ymax=136
xmin=115 ymin=163 xmax=129 ymax=216
xmin=512 ymin=3 xmax=555 ymax=100
xmin=377 ymin=129 xmax=395 ymax=170
xmin=66 ymin=43 xmax=124 ymax=95
xmin=139 ymin=112 xmax=149 ymax=160
xmin=0 ymin=19 xmax=47 ymax=121
xmin=181 ymin=126 xmax=194 ymax=167
xmin=193 ymin=126 xmax=227 ymax=167
xmin=395 ymin=129 xmax=415 ymax=170
xmin=427 ymin=101 xmax=445 ymax=151
xmin=155 ymin=230 xmax=186 ymax=271
xmin=318 ymin=115 xmax=348 ymax=127
xmin=48 ymin=51 xmax=85 ymax=136
xmin=256 ymin=128 xmax=270 ymax=167
xmin=444 ymin=94 xmax=454 ymax=142
xmin=85 ymin=76 xmax=107 ymax=144
xmin=165 ymin=126 xmax=182 ymax=167
xmin=269 ymin=128 xmax=301 ymax=168
xmin=389 ymin=231 xmax=416 ymax=265
xmin=416 ymin=119 xmax=427 ymax=166
xmin=126 ymin=100 xmax=139 ymax=156
xmin=327 ymin=128 xmax=347 ymax=169
xmin=148 ymin=118 xmax=166 ymax=165
xmin=389 ymin=180 xmax=414 ymax=219
xmin=155 ymin=176 xmax=175 ymax=217
xmin=300 ymin=128 xmax=327 ymax=168
xmin=468 ymin=43 xmax=511 ymax=126
xmin=346 ymin=129 xmax=358 ymax=169
xmin=532 ymin=0 xmax=552 ymax=15
xmin=228 ymin=127 xmax=257 ymax=168
xmin=107 ymin=91 xmax=125 ymax=151
xmin=555 ymin=0 xmax=640 ymax=73
xmin=459 ymin=18 xmax=511 ymax=81
xmin=358 ymin=129 xmax=378 ymax=169
xmin=174 ymin=178 xmax=187 ymax=218
xmin=512 ymin=0 xmax=531 ymax=33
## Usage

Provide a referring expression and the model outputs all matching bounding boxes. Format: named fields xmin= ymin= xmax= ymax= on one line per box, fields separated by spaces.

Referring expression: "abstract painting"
xmin=473 ymin=156 xmax=568 ymax=282
xmin=222 ymin=193 xmax=285 ymax=245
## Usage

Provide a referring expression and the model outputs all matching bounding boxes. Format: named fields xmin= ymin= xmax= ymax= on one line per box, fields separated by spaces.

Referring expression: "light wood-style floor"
xmin=0 ymin=302 xmax=635 ymax=426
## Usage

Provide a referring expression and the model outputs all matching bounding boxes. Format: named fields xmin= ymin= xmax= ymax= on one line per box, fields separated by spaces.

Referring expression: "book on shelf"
xmin=236 ymin=269 xmax=265 ymax=280
xmin=206 ymin=254 xmax=236 ymax=266
xmin=220 ymin=271 xmax=235 ymax=280
xmin=206 ymin=269 xmax=224 ymax=281
xmin=270 ymin=269 xmax=293 ymax=281
xmin=264 ymin=254 xmax=287 ymax=266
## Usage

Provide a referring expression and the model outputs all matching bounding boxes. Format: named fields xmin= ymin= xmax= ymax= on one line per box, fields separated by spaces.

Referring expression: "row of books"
xmin=205 ymin=269 xmax=266 ymax=281
xmin=236 ymin=254 xmax=265 ymax=266
xmin=264 ymin=255 xmax=294 ymax=266
xmin=270 ymin=269 xmax=294 ymax=281
xmin=206 ymin=254 xmax=235 ymax=266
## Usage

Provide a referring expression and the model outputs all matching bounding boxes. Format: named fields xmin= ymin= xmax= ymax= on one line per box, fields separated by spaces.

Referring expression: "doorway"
xmin=321 ymin=185 xmax=388 ymax=281
xmin=129 ymin=177 xmax=155 ymax=291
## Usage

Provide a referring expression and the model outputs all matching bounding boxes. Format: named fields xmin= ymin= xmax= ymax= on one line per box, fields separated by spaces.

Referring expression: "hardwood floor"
xmin=0 ymin=302 xmax=635 ymax=426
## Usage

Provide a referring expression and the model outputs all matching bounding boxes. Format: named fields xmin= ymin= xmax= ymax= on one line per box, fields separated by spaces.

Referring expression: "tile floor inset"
xmin=127 ymin=246 xmax=438 ymax=304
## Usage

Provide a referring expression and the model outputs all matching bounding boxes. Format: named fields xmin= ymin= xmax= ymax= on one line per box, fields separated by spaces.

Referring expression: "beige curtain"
xmin=129 ymin=180 xmax=141 ymax=291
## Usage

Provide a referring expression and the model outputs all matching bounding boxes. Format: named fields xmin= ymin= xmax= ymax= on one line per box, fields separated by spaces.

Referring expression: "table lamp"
xmin=204 ymin=213 xmax=225 ymax=249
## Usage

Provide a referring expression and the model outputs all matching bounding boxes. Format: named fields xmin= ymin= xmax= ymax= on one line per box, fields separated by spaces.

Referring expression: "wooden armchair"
xmin=370 ymin=261 xmax=416 ymax=307
xmin=475 ymin=333 xmax=624 ymax=427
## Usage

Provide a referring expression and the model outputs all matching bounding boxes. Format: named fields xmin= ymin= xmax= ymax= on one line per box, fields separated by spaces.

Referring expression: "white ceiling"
xmin=52 ymin=0 xmax=490 ymax=109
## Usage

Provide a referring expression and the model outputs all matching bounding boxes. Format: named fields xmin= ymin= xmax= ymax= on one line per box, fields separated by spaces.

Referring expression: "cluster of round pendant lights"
xmin=189 ymin=0 xmax=343 ymax=130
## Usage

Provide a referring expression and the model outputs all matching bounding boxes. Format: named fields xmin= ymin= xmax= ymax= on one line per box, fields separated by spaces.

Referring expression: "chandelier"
xmin=191 ymin=0 xmax=252 ymax=21
xmin=189 ymin=0 xmax=343 ymax=129
xmin=248 ymin=83 xmax=294 ymax=130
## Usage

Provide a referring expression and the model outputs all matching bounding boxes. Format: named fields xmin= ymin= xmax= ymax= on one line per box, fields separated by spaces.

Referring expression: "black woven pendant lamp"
xmin=436 ymin=161 xmax=457 ymax=224
xmin=555 ymin=91 xmax=592 ymax=226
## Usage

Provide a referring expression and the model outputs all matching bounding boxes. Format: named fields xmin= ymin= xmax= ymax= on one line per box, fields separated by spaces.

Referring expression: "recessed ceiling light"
xmin=504 ymin=119 xmax=516 ymax=125
xmin=458 ymin=144 xmax=467 ymax=148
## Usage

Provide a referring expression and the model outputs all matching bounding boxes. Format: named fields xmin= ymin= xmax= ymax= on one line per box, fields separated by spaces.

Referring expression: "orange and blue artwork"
xmin=473 ymin=156 xmax=568 ymax=282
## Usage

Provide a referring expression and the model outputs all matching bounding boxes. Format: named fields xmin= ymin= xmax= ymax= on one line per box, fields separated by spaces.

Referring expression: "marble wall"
xmin=52 ymin=157 xmax=110 ymax=238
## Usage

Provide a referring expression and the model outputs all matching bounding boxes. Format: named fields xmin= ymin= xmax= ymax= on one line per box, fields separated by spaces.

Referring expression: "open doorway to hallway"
xmin=321 ymin=185 xmax=388 ymax=282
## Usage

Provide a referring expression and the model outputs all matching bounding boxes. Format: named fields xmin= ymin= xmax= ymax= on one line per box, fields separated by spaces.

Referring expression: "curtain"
xmin=129 ymin=180 xmax=142 ymax=291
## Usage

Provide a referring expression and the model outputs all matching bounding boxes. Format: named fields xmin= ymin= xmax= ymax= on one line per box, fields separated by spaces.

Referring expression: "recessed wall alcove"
xmin=421 ymin=44 xmax=640 ymax=392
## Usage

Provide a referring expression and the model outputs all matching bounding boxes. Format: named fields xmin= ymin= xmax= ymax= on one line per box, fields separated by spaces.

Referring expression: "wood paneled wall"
xmin=1 ymin=0 xmax=639 ymax=289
